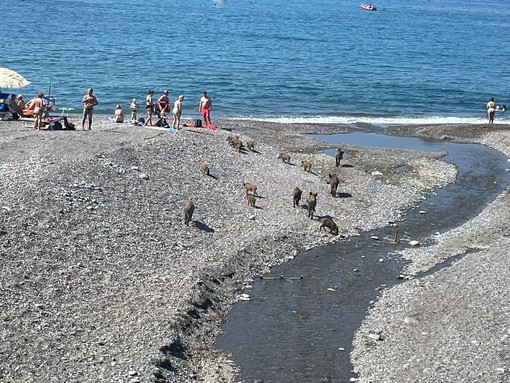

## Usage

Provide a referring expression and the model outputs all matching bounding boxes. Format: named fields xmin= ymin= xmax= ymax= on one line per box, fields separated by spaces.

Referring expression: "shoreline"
xmin=1 ymin=118 xmax=509 ymax=382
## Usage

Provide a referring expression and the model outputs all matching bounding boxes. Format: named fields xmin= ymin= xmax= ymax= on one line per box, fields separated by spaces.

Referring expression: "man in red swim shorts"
xmin=198 ymin=91 xmax=212 ymax=125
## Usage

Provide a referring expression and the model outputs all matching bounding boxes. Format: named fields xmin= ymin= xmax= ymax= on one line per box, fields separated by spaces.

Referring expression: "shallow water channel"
xmin=215 ymin=133 xmax=510 ymax=383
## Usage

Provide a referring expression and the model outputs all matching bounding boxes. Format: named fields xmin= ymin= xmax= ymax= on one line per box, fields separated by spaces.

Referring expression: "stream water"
xmin=215 ymin=133 xmax=510 ymax=383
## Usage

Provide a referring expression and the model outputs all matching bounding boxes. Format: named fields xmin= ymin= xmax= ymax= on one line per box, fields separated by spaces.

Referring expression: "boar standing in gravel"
xmin=200 ymin=162 xmax=210 ymax=176
xmin=183 ymin=201 xmax=195 ymax=226
xmin=246 ymin=139 xmax=255 ymax=152
xmin=328 ymin=173 xmax=339 ymax=197
xmin=320 ymin=217 xmax=339 ymax=236
xmin=246 ymin=194 xmax=256 ymax=207
xmin=306 ymin=192 xmax=317 ymax=219
xmin=243 ymin=182 xmax=257 ymax=196
xmin=278 ymin=152 xmax=291 ymax=164
xmin=335 ymin=149 xmax=344 ymax=167
xmin=301 ymin=160 xmax=312 ymax=172
xmin=293 ymin=187 xmax=302 ymax=208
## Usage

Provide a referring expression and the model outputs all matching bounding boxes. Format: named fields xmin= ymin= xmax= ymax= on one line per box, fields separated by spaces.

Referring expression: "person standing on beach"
xmin=82 ymin=88 xmax=98 ymax=130
xmin=144 ymin=90 xmax=154 ymax=126
xmin=199 ymin=91 xmax=212 ymax=126
xmin=130 ymin=98 xmax=138 ymax=123
xmin=172 ymin=95 xmax=184 ymax=129
xmin=32 ymin=92 xmax=46 ymax=130
xmin=487 ymin=97 xmax=496 ymax=124
xmin=156 ymin=90 xmax=170 ymax=116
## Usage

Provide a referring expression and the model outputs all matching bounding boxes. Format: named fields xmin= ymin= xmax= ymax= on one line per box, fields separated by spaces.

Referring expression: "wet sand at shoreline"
xmin=1 ymin=118 xmax=509 ymax=382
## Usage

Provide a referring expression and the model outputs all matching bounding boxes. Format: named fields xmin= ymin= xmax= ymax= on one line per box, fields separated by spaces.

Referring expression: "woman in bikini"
xmin=144 ymin=89 xmax=154 ymax=126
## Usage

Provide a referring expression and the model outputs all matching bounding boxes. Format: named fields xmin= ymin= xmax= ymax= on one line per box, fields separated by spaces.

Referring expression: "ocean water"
xmin=3 ymin=0 xmax=510 ymax=124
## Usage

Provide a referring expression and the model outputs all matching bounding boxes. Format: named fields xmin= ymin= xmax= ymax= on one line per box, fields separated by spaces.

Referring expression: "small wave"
xmin=229 ymin=115 xmax=509 ymax=126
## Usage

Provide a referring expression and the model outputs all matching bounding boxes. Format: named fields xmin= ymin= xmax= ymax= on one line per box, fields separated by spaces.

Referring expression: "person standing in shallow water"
xmin=199 ymin=91 xmax=212 ymax=126
xmin=82 ymin=88 xmax=98 ymax=130
xmin=487 ymin=97 xmax=496 ymax=124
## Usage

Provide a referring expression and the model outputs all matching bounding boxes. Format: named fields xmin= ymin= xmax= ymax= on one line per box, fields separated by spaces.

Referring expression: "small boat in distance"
xmin=361 ymin=4 xmax=377 ymax=11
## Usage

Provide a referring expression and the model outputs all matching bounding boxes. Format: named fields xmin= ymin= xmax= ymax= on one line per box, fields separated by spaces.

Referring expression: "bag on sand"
xmin=50 ymin=121 xmax=63 ymax=130
xmin=195 ymin=118 xmax=202 ymax=128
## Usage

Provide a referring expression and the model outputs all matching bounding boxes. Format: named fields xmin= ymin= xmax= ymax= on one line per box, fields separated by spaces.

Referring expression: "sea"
xmin=3 ymin=0 xmax=510 ymax=125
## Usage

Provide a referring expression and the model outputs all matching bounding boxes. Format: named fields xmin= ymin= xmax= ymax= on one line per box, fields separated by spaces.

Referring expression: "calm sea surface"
xmin=4 ymin=0 xmax=510 ymax=124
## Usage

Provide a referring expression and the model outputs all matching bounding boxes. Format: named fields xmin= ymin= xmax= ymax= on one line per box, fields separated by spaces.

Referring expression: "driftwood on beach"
xmin=1 ymin=117 xmax=510 ymax=382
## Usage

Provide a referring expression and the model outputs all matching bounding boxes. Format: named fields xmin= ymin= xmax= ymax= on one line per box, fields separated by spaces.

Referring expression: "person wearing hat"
xmin=172 ymin=95 xmax=184 ymax=129
xmin=130 ymin=98 xmax=138 ymax=123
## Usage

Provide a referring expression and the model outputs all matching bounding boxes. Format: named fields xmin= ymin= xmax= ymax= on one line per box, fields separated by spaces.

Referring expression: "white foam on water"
xmin=228 ymin=115 xmax=509 ymax=126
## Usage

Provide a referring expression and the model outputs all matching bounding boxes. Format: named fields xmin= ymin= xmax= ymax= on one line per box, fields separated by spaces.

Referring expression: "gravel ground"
xmin=0 ymin=118 xmax=507 ymax=382
xmin=351 ymin=125 xmax=510 ymax=383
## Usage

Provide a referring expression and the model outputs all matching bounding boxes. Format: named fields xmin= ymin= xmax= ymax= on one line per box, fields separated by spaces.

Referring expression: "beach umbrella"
xmin=0 ymin=67 xmax=31 ymax=90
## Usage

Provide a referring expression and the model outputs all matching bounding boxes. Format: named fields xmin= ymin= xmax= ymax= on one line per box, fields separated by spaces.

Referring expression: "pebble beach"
xmin=1 ymin=118 xmax=510 ymax=382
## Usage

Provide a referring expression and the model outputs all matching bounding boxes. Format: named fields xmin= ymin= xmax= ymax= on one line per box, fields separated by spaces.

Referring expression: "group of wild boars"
xmin=320 ymin=217 xmax=338 ymax=235
xmin=335 ymin=148 xmax=344 ymax=167
xmin=293 ymin=187 xmax=302 ymax=208
xmin=243 ymin=182 xmax=258 ymax=196
xmin=327 ymin=173 xmax=340 ymax=197
xmin=183 ymin=200 xmax=195 ymax=226
xmin=227 ymin=135 xmax=256 ymax=152
xmin=278 ymin=152 xmax=291 ymax=164
xmin=306 ymin=192 xmax=317 ymax=219
xmin=227 ymin=135 xmax=243 ymax=152
xmin=301 ymin=160 xmax=312 ymax=172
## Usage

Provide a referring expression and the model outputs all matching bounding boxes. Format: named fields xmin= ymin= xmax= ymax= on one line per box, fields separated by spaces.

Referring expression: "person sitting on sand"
xmin=130 ymin=98 xmax=138 ymax=123
xmin=487 ymin=97 xmax=496 ymax=124
xmin=114 ymin=104 xmax=124 ymax=123
xmin=16 ymin=94 xmax=26 ymax=111
xmin=156 ymin=110 xmax=169 ymax=128
xmin=172 ymin=95 xmax=184 ymax=129
xmin=8 ymin=94 xmax=23 ymax=120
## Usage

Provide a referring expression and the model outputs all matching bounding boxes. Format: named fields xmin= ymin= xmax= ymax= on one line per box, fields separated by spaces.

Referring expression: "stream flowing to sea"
xmin=215 ymin=134 xmax=510 ymax=382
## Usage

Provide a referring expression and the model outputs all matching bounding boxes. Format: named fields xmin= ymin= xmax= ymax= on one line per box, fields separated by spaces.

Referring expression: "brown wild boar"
xmin=301 ymin=160 xmax=312 ymax=172
xmin=293 ymin=187 xmax=302 ymax=208
xmin=278 ymin=152 xmax=291 ymax=163
xmin=328 ymin=173 xmax=339 ymax=197
xmin=306 ymin=192 xmax=317 ymax=219
xmin=320 ymin=217 xmax=339 ymax=236
xmin=246 ymin=194 xmax=256 ymax=207
xmin=243 ymin=182 xmax=258 ymax=195
xmin=200 ymin=162 xmax=210 ymax=176
xmin=335 ymin=148 xmax=344 ymax=167
xmin=183 ymin=201 xmax=195 ymax=226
